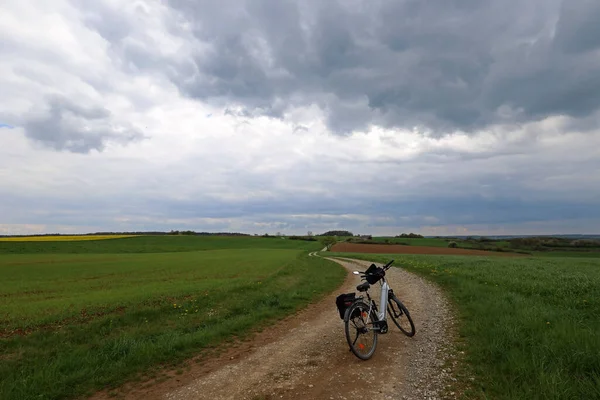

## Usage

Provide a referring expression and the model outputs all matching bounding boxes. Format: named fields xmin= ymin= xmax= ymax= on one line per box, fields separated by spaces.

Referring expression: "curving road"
xmin=93 ymin=257 xmax=458 ymax=400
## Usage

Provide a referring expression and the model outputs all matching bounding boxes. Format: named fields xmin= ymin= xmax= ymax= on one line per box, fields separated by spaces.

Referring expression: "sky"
xmin=1 ymin=0 xmax=599 ymax=236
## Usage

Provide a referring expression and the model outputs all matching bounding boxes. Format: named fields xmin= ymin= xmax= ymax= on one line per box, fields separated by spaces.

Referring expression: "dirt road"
xmin=100 ymin=257 xmax=457 ymax=400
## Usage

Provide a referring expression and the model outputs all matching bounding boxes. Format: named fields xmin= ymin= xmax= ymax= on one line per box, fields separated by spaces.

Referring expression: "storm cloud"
xmin=22 ymin=96 xmax=144 ymax=153
xmin=148 ymin=0 xmax=600 ymax=133
xmin=0 ymin=0 xmax=599 ymax=235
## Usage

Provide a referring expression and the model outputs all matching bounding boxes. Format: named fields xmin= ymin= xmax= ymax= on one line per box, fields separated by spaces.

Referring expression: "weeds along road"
xmin=97 ymin=257 xmax=457 ymax=400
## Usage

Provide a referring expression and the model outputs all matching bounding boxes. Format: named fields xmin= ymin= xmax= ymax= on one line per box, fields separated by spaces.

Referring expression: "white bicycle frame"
xmin=354 ymin=270 xmax=389 ymax=322
xmin=377 ymin=278 xmax=390 ymax=321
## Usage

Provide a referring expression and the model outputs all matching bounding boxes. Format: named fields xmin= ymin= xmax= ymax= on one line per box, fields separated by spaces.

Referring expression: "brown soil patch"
xmin=331 ymin=242 xmax=523 ymax=256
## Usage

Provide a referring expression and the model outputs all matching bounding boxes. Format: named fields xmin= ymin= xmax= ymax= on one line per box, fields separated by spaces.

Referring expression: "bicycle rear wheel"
xmin=387 ymin=295 xmax=416 ymax=337
xmin=344 ymin=301 xmax=378 ymax=360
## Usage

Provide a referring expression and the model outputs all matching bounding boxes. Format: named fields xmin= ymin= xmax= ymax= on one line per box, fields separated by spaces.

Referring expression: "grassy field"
xmin=327 ymin=251 xmax=600 ymax=399
xmin=370 ymin=237 xmax=600 ymax=257
xmin=533 ymin=251 xmax=600 ymax=258
xmin=0 ymin=235 xmax=137 ymax=242
xmin=456 ymin=240 xmax=511 ymax=249
xmin=0 ymin=235 xmax=321 ymax=254
xmin=371 ymin=237 xmax=513 ymax=249
xmin=0 ymin=237 xmax=344 ymax=400
xmin=372 ymin=237 xmax=449 ymax=247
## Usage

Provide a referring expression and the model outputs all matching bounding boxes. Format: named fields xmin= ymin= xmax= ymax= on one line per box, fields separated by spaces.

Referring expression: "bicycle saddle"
xmin=356 ymin=282 xmax=370 ymax=292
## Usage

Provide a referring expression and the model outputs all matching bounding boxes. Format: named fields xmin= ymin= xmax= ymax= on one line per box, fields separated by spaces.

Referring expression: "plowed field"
xmin=331 ymin=242 xmax=522 ymax=256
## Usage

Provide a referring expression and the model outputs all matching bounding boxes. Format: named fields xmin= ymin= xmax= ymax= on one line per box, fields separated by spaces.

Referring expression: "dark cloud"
xmin=146 ymin=0 xmax=600 ymax=134
xmin=554 ymin=0 xmax=600 ymax=54
xmin=76 ymin=0 xmax=134 ymax=43
xmin=22 ymin=96 xmax=144 ymax=153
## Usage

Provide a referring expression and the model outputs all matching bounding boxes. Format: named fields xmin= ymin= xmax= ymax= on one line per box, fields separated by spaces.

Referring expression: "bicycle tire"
xmin=344 ymin=300 xmax=378 ymax=360
xmin=387 ymin=295 xmax=416 ymax=337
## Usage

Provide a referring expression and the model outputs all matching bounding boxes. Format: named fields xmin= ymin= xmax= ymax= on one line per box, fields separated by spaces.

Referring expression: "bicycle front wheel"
xmin=387 ymin=295 xmax=416 ymax=337
xmin=344 ymin=301 xmax=378 ymax=360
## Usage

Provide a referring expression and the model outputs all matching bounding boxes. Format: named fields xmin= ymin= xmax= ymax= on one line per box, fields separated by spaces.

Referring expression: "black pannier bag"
xmin=335 ymin=293 xmax=356 ymax=319
xmin=365 ymin=263 xmax=385 ymax=284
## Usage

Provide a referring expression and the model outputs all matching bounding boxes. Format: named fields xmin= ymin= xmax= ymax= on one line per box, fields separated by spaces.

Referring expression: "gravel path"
xmin=159 ymin=257 xmax=458 ymax=400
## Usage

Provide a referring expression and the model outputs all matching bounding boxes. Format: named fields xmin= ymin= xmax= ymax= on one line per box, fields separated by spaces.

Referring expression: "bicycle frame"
xmin=377 ymin=278 xmax=389 ymax=321
xmin=352 ymin=260 xmax=396 ymax=329
xmin=363 ymin=277 xmax=389 ymax=322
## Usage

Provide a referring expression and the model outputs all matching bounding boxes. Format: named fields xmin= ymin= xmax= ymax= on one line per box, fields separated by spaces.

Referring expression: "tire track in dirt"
xmin=154 ymin=257 xmax=458 ymax=400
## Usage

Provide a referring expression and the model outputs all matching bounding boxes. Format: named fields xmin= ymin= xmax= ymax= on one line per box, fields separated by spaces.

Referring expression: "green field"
xmin=371 ymin=236 xmax=514 ymax=250
xmin=0 ymin=236 xmax=344 ymax=400
xmin=0 ymin=235 xmax=137 ymax=242
xmin=372 ymin=237 xmax=450 ymax=247
xmin=369 ymin=236 xmax=600 ymax=258
xmin=533 ymin=251 xmax=600 ymax=258
xmin=327 ymin=251 xmax=600 ymax=399
xmin=0 ymin=235 xmax=321 ymax=254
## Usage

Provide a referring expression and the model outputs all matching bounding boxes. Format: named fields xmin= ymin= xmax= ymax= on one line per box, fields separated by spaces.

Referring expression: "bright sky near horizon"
xmin=1 ymin=0 xmax=599 ymax=236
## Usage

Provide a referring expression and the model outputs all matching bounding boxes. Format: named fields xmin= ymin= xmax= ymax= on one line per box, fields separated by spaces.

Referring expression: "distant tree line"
xmin=106 ymin=231 xmax=252 ymax=236
xmin=169 ymin=231 xmax=251 ymax=236
xmin=0 ymin=231 xmax=252 ymax=238
xmin=508 ymin=237 xmax=600 ymax=250
xmin=395 ymin=233 xmax=424 ymax=238
xmin=288 ymin=236 xmax=318 ymax=241
xmin=439 ymin=236 xmax=600 ymax=253
xmin=318 ymin=230 xmax=354 ymax=237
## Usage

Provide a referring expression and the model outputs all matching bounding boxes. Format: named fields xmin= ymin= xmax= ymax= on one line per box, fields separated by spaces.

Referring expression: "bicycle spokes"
xmin=387 ymin=296 xmax=416 ymax=337
xmin=345 ymin=301 xmax=378 ymax=360
xmin=391 ymin=305 xmax=403 ymax=318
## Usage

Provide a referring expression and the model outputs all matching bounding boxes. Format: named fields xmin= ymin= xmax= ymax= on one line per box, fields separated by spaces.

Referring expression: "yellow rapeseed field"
xmin=0 ymin=235 xmax=137 ymax=242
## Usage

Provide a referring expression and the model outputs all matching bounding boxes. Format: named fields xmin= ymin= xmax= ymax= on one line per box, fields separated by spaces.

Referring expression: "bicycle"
xmin=336 ymin=260 xmax=415 ymax=360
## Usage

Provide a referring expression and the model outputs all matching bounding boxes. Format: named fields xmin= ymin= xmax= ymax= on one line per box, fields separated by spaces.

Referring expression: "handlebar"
xmin=354 ymin=259 xmax=394 ymax=277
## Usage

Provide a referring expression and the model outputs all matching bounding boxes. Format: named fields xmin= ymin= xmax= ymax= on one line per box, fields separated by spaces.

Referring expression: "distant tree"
xmin=318 ymin=230 xmax=353 ymax=237
xmin=307 ymin=231 xmax=313 ymax=237
xmin=448 ymin=241 xmax=457 ymax=248
xmin=288 ymin=235 xmax=317 ymax=241
xmin=573 ymin=239 xmax=600 ymax=248
xmin=320 ymin=236 xmax=337 ymax=250
xmin=396 ymin=233 xmax=424 ymax=238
